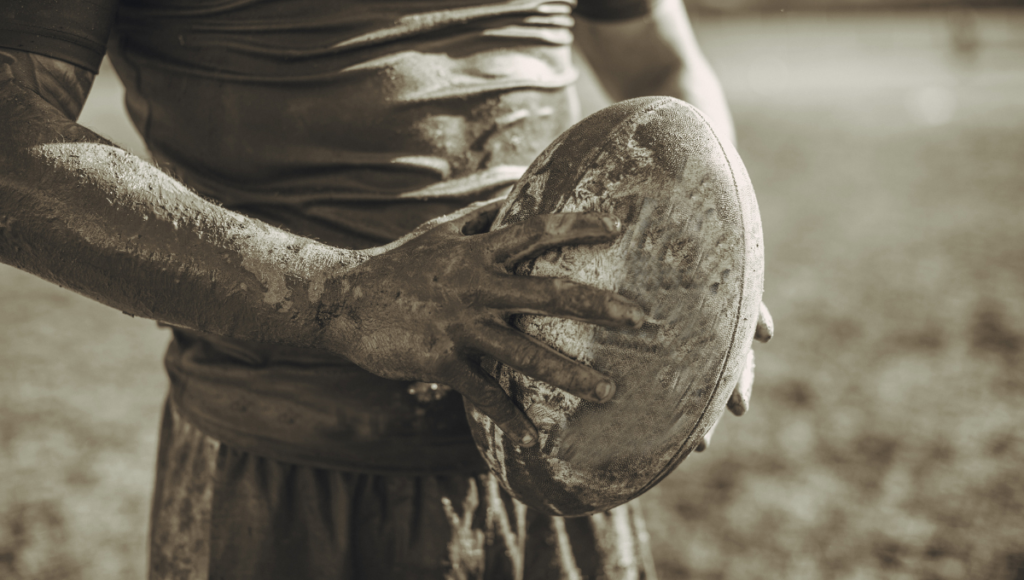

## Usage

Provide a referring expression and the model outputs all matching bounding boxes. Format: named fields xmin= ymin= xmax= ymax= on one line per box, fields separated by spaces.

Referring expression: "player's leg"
xmin=150 ymin=399 xmax=361 ymax=579
xmin=148 ymin=399 xmax=219 ymax=580
xmin=148 ymin=399 xmax=656 ymax=579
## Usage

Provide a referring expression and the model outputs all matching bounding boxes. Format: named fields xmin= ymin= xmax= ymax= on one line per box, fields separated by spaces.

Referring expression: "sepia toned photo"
xmin=1 ymin=0 xmax=1021 ymax=578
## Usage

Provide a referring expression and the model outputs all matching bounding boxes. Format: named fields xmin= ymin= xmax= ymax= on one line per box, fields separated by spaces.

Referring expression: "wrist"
xmin=292 ymin=245 xmax=371 ymax=354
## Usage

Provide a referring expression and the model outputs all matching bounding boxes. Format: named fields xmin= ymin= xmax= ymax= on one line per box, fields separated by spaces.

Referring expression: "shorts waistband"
xmin=166 ymin=329 xmax=488 ymax=475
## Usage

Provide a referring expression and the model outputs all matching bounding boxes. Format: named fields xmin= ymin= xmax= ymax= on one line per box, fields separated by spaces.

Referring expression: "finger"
xmin=727 ymin=350 xmax=755 ymax=416
xmin=470 ymin=322 xmax=616 ymax=403
xmin=489 ymin=213 xmax=622 ymax=267
xmin=754 ymin=302 xmax=774 ymax=343
xmin=446 ymin=362 xmax=538 ymax=447
xmin=695 ymin=416 xmax=720 ymax=452
xmin=456 ymin=198 xmax=507 ymax=236
xmin=420 ymin=198 xmax=506 ymax=236
xmin=368 ymin=198 xmax=506 ymax=256
xmin=481 ymin=275 xmax=644 ymax=329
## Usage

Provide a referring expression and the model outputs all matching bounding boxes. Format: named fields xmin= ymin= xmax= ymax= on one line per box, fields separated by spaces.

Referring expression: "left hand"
xmin=696 ymin=301 xmax=774 ymax=452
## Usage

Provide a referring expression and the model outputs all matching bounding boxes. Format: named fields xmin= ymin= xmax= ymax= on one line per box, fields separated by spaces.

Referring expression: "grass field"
xmin=2 ymin=8 xmax=1023 ymax=580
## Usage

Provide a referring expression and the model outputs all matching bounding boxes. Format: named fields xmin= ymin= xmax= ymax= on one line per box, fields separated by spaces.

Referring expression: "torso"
xmin=107 ymin=0 xmax=583 ymax=472
xmin=109 ymin=0 xmax=581 ymax=247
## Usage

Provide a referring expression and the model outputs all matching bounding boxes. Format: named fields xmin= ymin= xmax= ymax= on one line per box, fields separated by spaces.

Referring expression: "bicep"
xmin=0 ymin=0 xmax=117 ymax=119
xmin=574 ymin=0 xmax=708 ymax=101
xmin=0 ymin=49 xmax=96 ymax=120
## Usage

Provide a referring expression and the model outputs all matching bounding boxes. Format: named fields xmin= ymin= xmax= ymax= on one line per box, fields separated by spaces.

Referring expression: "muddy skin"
xmin=0 ymin=82 xmax=359 ymax=350
xmin=0 ymin=50 xmax=93 ymax=119
xmin=324 ymin=202 xmax=645 ymax=446
xmin=0 ymin=49 xmax=644 ymax=444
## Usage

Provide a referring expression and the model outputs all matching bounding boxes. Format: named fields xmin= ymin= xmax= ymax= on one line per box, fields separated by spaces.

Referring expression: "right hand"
xmin=320 ymin=199 xmax=645 ymax=447
xmin=695 ymin=302 xmax=774 ymax=452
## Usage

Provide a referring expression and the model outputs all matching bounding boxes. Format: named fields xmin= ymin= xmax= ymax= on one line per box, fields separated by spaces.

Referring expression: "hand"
xmin=321 ymin=200 xmax=645 ymax=447
xmin=696 ymin=302 xmax=773 ymax=452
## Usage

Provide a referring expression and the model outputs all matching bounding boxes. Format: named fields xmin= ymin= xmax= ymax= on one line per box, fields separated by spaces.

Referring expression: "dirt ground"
xmin=1 ymin=8 xmax=1022 ymax=580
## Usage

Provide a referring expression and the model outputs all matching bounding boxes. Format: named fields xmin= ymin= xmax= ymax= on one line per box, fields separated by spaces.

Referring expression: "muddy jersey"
xmin=2 ymin=0 xmax=651 ymax=473
xmin=107 ymin=0 xmax=584 ymax=248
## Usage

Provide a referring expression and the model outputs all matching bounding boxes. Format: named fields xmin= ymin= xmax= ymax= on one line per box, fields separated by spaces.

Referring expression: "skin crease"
xmin=0 ymin=0 xmax=771 ymax=450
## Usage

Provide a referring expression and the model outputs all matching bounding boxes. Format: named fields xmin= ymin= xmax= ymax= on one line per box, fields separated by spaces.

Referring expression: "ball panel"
xmin=467 ymin=96 xmax=764 ymax=516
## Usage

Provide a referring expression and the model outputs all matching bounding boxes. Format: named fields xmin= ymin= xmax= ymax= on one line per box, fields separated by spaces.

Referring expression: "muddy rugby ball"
xmin=465 ymin=96 xmax=765 ymax=516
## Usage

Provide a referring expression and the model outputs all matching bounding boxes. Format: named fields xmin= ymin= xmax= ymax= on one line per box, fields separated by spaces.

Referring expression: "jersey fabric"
xmin=1 ymin=0 xmax=652 ymax=474
xmin=112 ymin=0 xmax=590 ymax=474
xmin=2 ymin=1 xmax=663 ymax=576
xmin=0 ymin=0 xmax=116 ymax=72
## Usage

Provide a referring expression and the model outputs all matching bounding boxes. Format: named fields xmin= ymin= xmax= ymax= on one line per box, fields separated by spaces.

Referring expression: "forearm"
xmin=0 ymin=77 xmax=365 ymax=349
xmin=0 ymin=45 xmax=659 ymax=445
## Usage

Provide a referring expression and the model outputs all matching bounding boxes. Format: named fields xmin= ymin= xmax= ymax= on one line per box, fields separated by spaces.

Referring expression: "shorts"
xmin=149 ymin=398 xmax=659 ymax=580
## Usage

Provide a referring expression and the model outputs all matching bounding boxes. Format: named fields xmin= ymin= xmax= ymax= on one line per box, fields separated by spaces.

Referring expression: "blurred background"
xmin=1 ymin=2 xmax=1022 ymax=579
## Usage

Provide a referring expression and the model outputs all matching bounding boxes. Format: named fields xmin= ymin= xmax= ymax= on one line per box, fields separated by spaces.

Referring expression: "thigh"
xmin=377 ymin=473 xmax=658 ymax=580
xmin=150 ymin=399 xmax=358 ymax=580
xmin=149 ymin=398 xmax=219 ymax=580
xmin=149 ymin=399 xmax=656 ymax=580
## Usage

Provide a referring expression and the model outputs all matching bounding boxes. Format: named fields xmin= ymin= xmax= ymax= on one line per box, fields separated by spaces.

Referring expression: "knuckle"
xmin=500 ymin=219 xmax=544 ymax=255
xmin=511 ymin=339 xmax=545 ymax=370
xmin=545 ymin=279 xmax=584 ymax=313
xmin=541 ymin=213 xmax=573 ymax=235
xmin=572 ymin=369 xmax=601 ymax=398
xmin=551 ymin=281 xmax=621 ymax=322
xmin=495 ymin=414 xmax=526 ymax=435
xmin=524 ymin=214 xmax=551 ymax=237
xmin=473 ymin=383 xmax=509 ymax=408
xmin=553 ymin=361 xmax=596 ymax=398
xmin=490 ymin=406 xmax=523 ymax=431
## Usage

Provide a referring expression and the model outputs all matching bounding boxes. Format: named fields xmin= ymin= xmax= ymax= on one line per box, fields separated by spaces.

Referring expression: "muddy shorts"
xmin=150 ymin=398 xmax=658 ymax=580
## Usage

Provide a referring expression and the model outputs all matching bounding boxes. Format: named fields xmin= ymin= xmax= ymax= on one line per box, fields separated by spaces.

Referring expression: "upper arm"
xmin=0 ymin=0 xmax=118 ymax=119
xmin=0 ymin=49 xmax=96 ymax=120
xmin=574 ymin=0 xmax=709 ymax=101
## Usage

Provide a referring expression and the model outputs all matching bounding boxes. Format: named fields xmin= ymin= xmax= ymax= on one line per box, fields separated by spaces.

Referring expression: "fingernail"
xmin=595 ymin=380 xmax=615 ymax=402
xmin=628 ymin=305 xmax=645 ymax=327
xmin=520 ymin=432 xmax=536 ymax=447
xmin=601 ymin=215 xmax=621 ymax=233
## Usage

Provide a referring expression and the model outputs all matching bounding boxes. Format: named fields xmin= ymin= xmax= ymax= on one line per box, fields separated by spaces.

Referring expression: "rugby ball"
xmin=464 ymin=96 xmax=764 ymax=516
